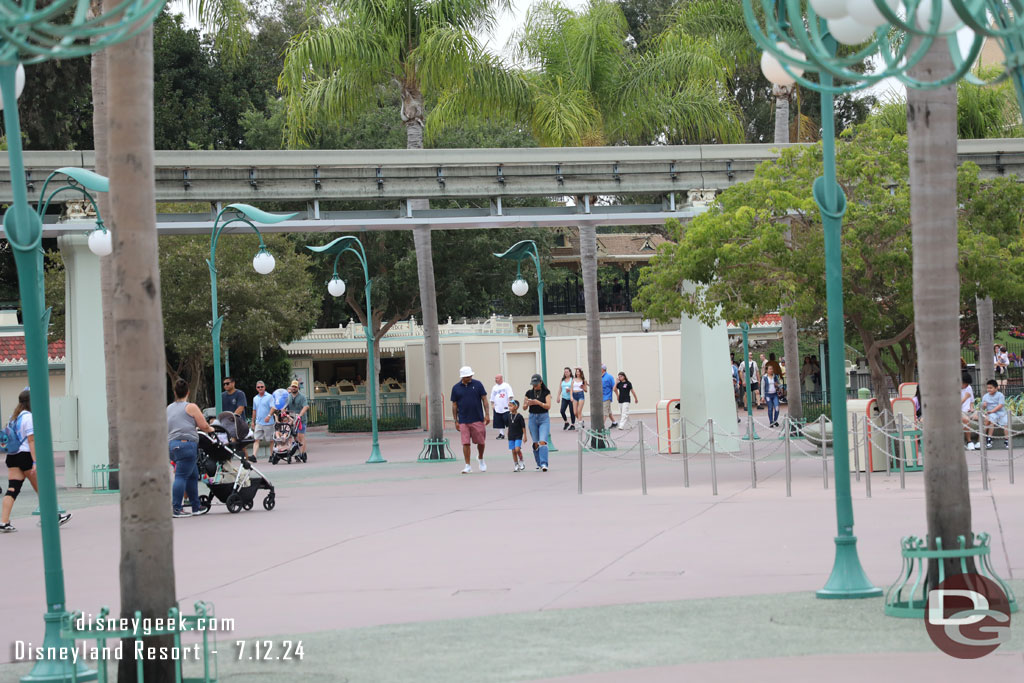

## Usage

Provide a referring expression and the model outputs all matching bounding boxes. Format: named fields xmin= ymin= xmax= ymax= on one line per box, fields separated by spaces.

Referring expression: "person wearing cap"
xmin=524 ymin=374 xmax=552 ymax=471
xmin=286 ymin=380 xmax=309 ymax=458
xmin=451 ymin=366 xmax=490 ymax=474
xmin=601 ymin=364 xmax=617 ymax=428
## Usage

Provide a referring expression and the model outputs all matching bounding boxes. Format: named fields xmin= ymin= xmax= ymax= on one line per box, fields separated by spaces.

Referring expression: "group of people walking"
xmin=452 ymin=364 xmax=638 ymax=474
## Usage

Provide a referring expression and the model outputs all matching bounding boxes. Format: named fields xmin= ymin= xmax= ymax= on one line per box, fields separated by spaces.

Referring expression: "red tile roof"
xmin=727 ymin=314 xmax=783 ymax=328
xmin=0 ymin=336 xmax=66 ymax=363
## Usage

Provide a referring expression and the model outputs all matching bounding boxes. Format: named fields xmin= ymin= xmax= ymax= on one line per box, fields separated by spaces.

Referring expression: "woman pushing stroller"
xmin=167 ymin=379 xmax=215 ymax=518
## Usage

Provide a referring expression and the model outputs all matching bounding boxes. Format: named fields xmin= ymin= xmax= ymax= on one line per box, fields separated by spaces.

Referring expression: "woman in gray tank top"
xmin=168 ymin=379 xmax=214 ymax=517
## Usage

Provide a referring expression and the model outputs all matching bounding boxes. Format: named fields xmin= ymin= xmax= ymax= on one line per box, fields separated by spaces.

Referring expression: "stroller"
xmin=196 ymin=412 xmax=276 ymax=513
xmin=270 ymin=409 xmax=306 ymax=464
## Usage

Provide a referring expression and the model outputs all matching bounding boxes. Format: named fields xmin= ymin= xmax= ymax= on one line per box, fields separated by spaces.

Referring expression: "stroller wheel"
xmin=263 ymin=493 xmax=276 ymax=511
xmin=226 ymin=493 xmax=243 ymax=514
xmin=243 ymin=500 xmax=254 ymax=511
xmin=269 ymin=455 xmax=278 ymax=465
xmin=299 ymin=453 xmax=307 ymax=463
xmin=198 ymin=495 xmax=211 ymax=511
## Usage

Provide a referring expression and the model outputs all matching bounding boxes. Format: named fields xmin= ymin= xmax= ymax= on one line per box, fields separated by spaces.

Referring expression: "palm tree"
xmin=106 ymin=26 xmax=177 ymax=683
xmin=280 ymin=0 xmax=518 ymax=453
xmin=907 ymin=40 xmax=973 ymax=584
xmin=874 ymin=70 xmax=1023 ymax=389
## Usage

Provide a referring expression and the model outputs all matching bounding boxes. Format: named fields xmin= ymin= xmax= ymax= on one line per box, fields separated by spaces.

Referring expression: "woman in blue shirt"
xmin=559 ymin=367 xmax=576 ymax=431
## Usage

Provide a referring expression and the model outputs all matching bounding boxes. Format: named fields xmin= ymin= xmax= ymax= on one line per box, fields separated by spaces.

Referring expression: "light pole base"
xmin=21 ymin=612 xmax=97 ymax=682
xmin=816 ymin=535 xmax=882 ymax=599
xmin=366 ymin=445 xmax=387 ymax=464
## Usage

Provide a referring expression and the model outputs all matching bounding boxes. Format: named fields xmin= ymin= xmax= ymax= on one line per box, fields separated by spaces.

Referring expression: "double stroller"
xmin=197 ymin=412 xmax=276 ymax=513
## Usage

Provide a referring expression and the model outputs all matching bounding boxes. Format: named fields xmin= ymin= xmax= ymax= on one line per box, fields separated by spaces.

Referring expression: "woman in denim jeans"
xmin=167 ymin=379 xmax=214 ymax=517
xmin=524 ymin=374 xmax=553 ymax=471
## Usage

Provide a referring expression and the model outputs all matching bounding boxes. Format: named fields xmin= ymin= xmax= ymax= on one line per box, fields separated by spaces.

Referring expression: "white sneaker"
xmin=461 ymin=465 xmax=472 ymax=474
xmin=966 ymin=442 xmax=976 ymax=451
xmin=479 ymin=460 xmax=487 ymax=472
xmin=541 ymin=465 xmax=548 ymax=472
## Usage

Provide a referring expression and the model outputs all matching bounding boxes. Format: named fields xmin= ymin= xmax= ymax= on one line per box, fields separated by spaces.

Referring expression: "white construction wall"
xmin=405 ymin=331 xmax=682 ymax=417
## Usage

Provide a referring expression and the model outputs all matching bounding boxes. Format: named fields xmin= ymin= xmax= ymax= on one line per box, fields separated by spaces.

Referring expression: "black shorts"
xmin=493 ymin=411 xmax=510 ymax=429
xmin=6 ymin=452 xmax=33 ymax=471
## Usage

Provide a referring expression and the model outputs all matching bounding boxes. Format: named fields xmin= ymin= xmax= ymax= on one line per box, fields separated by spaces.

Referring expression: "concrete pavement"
xmin=1 ymin=414 xmax=1021 ymax=682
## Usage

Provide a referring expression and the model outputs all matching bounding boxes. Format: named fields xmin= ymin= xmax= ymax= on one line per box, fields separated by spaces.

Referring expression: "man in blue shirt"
xmin=601 ymin=364 xmax=616 ymax=428
xmin=451 ymin=366 xmax=490 ymax=474
xmin=250 ymin=381 xmax=274 ymax=459
xmin=221 ymin=376 xmax=248 ymax=458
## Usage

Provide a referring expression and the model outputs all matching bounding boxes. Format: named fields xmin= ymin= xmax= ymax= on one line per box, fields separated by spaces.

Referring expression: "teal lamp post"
xmin=208 ymin=204 xmax=295 ymax=414
xmin=495 ymin=240 xmax=556 ymax=451
xmin=308 ymin=236 xmax=386 ymax=463
xmin=741 ymin=0 xmax=1024 ymax=599
xmin=0 ymin=1 xmax=166 ymax=680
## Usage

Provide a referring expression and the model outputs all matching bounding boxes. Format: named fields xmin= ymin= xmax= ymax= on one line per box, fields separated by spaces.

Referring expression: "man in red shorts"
xmin=451 ymin=366 xmax=490 ymax=474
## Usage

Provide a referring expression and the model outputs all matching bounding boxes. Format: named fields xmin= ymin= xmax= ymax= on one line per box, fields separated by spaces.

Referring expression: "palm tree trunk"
xmin=90 ymin=10 xmax=119 ymax=489
xmin=403 ymin=89 xmax=444 ymax=454
xmin=579 ymin=222 xmax=604 ymax=441
xmin=908 ymin=39 xmax=974 ymax=583
xmin=107 ymin=26 xmax=177 ymax=683
xmin=977 ymin=295 xmax=994 ymax=387
xmin=774 ymin=85 xmax=802 ymax=422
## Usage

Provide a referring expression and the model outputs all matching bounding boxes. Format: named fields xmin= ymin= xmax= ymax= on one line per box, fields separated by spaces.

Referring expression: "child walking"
xmin=507 ymin=400 xmax=528 ymax=472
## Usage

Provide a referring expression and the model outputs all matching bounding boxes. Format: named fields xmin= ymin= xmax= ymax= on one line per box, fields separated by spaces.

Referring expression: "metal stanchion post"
xmin=897 ymin=412 xmax=906 ymax=489
xmin=577 ymin=429 xmax=583 ymax=495
xmin=784 ymin=416 xmax=792 ymax=498
xmin=979 ymin=414 xmax=989 ymax=492
xmin=707 ymin=418 xmax=718 ymax=496
xmin=852 ymin=414 xmax=861 ymax=483
xmin=639 ymin=421 xmax=648 ymax=495
xmin=748 ymin=416 xmax=757 ymax=489
xmin=863 ymin=416 xmax=872 ymax=498
xmin=820 ymin=414 xmax=828 ymax=490
xmin=1008 ymin=426 xmax=1015 ymax=485
xmin=681 ymin=421 xmax=690 ymax=488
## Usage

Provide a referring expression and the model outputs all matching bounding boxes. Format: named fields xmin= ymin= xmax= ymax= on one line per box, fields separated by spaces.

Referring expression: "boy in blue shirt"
xmin=601 ymin=364 xmax=616 ymax=428
xmin=980 ymin=379 xmax=1009 ymax=449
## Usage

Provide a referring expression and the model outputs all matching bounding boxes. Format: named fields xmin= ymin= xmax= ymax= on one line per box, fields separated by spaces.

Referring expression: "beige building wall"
xmin=0 ymin=372 xmax=66 ymax=422
xmin=405 ymin=331 xmax=683 ymax=417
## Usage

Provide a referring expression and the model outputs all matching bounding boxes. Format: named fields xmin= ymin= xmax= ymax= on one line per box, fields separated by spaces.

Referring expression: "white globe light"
xmin=810 ymin=0 xmax=850 ymax=20
xmin=87 ymin=228 xmax=112 ymax=256
xmin=847 ymin=0 xmax=900 ymax=28
xmin=760 ymin=43 xmax=805 ymax=87
xmin=0 ymin=65 xmax=26 ymax=111
xmin=252 ymin=250 xmax=275 ymax=275
xmin=511 ymin=278 xmax=529 ymax=297
xmin=328 ymin=277 xmax=346 ymax=297
xmin=829 ymin=16 xmax=877 ymax=45
xmin=915 ymin=0 xmax=961 ymax=32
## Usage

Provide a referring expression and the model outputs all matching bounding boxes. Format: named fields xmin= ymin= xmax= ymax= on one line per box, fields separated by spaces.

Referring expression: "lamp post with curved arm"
xmin=308 ymin=236 xmax=385 ymax=463
xmin=209 ymin=204 xmax=295 ymax=415
xmin=495 ymin=240 xmax=558 ymax=451
xmin=739 ymin=0 xmax=1024 ymax=600
xmin=0 ymin=2 xmax=168 ymax=679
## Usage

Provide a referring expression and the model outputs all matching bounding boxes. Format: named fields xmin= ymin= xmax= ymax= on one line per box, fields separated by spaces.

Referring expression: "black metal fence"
xmin=309 ymin=399 xmax=421 ymax=433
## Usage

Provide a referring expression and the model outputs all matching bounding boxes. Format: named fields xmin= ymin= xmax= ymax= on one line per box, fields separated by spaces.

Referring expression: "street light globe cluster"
xmin=0 ymin=64 xmax=24 ymax=110
xmin=512 ymin=278 xmax=529 ymax=297
xmin=747 ymin=0 xmax=1024 ymax=103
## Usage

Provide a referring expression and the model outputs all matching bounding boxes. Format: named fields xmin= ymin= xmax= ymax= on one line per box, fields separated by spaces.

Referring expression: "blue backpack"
xmin=0 ymin=414 xmax=26 ymax=454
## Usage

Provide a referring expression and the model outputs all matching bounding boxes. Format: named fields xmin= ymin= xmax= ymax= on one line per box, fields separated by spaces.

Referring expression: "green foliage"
xmin=279 ymin=0 xmax=521 ymax=147
xmin=328 ymin=415 xmax=420 ymax=432
xmin=870 ymin=68 xmax=1024 ymax=139
xmin=634 ymin=122 xmax=1024 ymax=387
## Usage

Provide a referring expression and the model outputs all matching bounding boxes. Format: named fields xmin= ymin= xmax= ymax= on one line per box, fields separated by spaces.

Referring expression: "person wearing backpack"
xmin=1 ymin=388 xmax=72 ymax=532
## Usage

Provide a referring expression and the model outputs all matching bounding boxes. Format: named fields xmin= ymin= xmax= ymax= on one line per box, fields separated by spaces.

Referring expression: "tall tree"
xmin=280 ymin=0 xmax=519 ymax=455
xmin=106 ymin=23 xmax=176 ymax=683
xmin=907 ymin=40 xmax=971 ymax=585
xmin=872 ymin=68 xmax=1024 ymax=388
